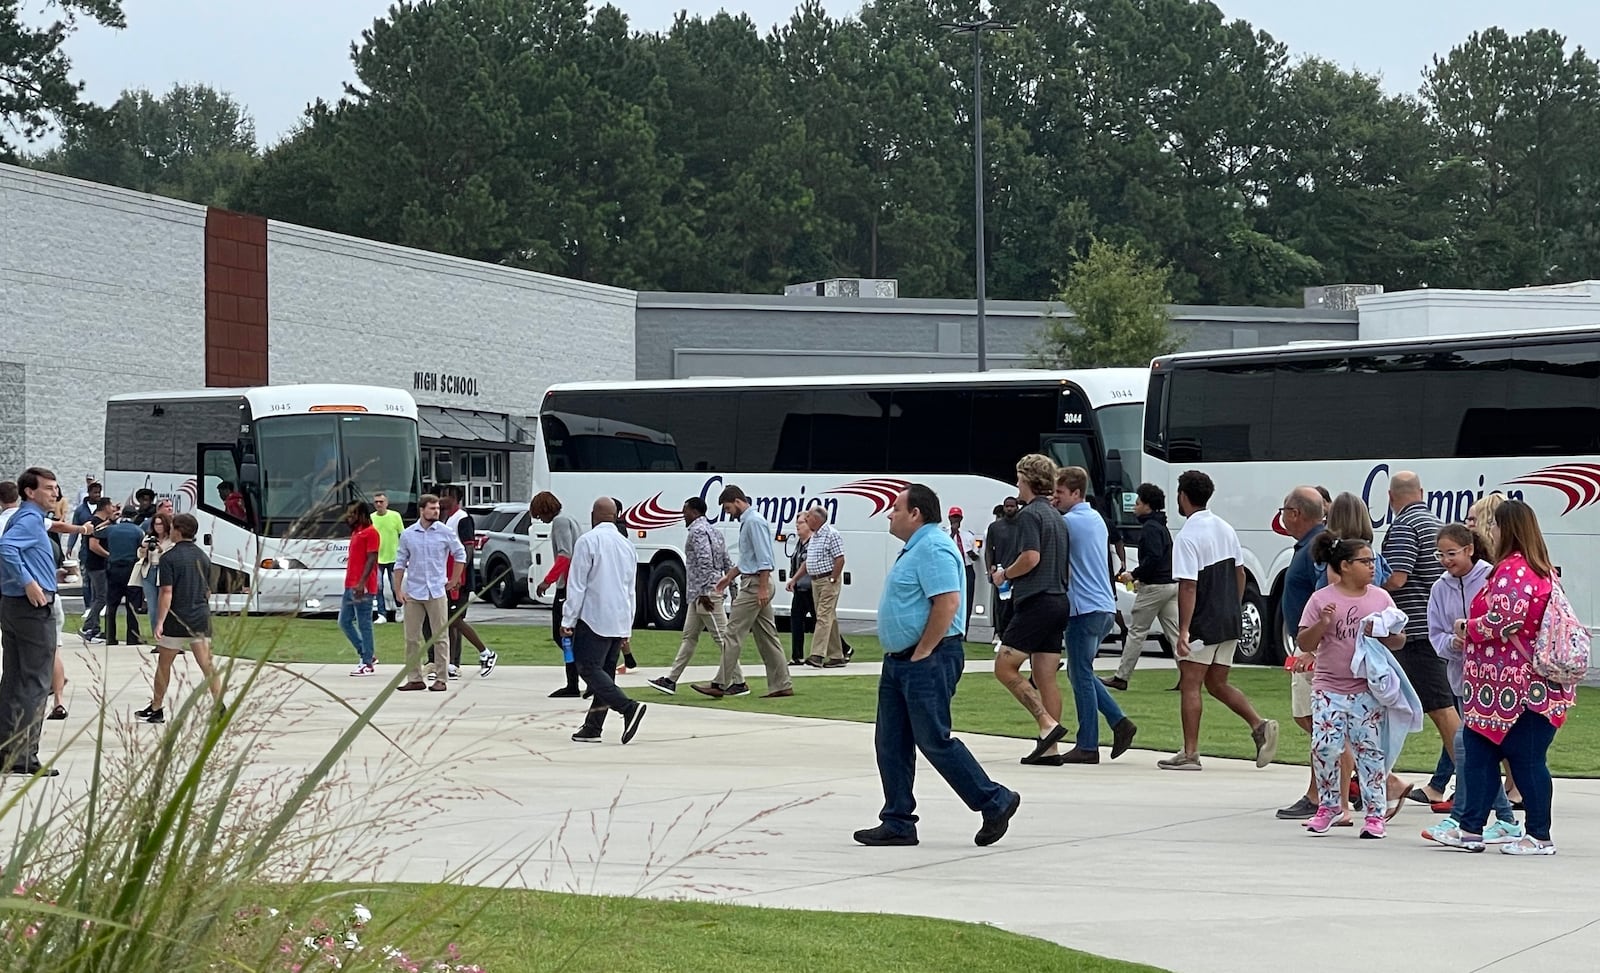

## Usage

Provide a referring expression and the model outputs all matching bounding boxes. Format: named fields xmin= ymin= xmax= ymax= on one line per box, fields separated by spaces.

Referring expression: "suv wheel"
xmin=481 ymin=557 xmax=525 ymax=610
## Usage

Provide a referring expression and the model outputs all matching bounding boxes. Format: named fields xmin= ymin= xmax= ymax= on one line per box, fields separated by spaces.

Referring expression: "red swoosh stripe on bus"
xmin=823 ymin=478 xmax=912 ymax=516
xmin=622 ymin=492 xmax=681 ymax=530
xmin=1506 ymin=464 xmax=1600 ymax=516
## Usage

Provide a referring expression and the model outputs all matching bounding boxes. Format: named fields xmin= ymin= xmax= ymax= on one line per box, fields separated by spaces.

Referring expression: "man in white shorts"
xmin=1158 ymin=471 xmax=1278 ymax=772
xmin=139 ymin=513 xmax=224 ymax=724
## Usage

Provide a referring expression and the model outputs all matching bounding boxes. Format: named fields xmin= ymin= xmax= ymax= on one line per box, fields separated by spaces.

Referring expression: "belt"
xmin=885 ymin=647 xmax=915 ymax=660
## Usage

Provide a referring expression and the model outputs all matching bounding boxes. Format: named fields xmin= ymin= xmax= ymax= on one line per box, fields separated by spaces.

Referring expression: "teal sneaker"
xmin=1484 ymin=819 xmax=1526 ymax=844
xmin=1422 ymin=817 xmax=1459 ymax=843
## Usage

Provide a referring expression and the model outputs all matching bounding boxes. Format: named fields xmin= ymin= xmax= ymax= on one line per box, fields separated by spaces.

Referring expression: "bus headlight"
xmin=259 ymin=557 xmax=308 ymax=570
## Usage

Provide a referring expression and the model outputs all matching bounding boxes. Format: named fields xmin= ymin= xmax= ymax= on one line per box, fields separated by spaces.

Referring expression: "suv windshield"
xmin=254 ymin=413 xmax=420 ymax=537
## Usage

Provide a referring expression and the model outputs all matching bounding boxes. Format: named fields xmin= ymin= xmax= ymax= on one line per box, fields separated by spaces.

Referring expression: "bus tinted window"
xmin=808 ymin=389 xmax=890 ymax=473
xmin=737 ymin=390 xmax=810 ymax=472
xmin=1166 ymin=365 xmax=1272 ymax=462
xmin=105 ymin=398 xmax=241 ymax=473
xmin=889 ymin=390 xmax=972 ymax=473
xmin=970 ymin=389 xmax=1058 ymax=482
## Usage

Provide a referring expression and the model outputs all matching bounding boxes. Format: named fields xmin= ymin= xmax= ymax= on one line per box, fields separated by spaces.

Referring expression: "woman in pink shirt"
xmin=1435 ymin=500 xmax=1573 ymax=856
xmin=1295 ymin=535 xmax=1407 ymax=839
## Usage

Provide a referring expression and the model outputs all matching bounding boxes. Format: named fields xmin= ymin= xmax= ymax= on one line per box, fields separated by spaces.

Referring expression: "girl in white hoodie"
xmin=1423 ymin=524 xmax=1522 ymax=844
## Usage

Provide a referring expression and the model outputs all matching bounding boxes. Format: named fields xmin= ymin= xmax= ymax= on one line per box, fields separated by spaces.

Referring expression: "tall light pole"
xmin=942 ymin=17 xmax=1012 ymax=373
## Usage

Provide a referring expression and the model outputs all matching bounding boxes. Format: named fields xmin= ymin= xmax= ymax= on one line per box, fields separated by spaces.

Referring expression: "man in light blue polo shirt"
xmin=693 ymin=484 xmax=793 ymax=699
xmin=1054 ymin=467 xmax=1137 ymax=764
xmin=854 ymin=484 xmax=1019 ymax=848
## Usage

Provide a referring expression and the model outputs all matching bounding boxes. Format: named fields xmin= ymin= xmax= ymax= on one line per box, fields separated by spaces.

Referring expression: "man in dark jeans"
xmin=102 ymin=505 xmax=147 ymax=645
xmin=564 ymin=498 xmax=646 ymax=745
xmin=0 ymin=467 xmax=65 ymax=776
xmin=78 ymin=498 xmax=116 ymax=643
xmin=855 ymin=483 xmax=1019 ymax=848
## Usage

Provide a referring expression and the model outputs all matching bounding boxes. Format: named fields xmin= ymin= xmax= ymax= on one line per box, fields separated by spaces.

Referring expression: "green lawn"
xmin=311 ymin=884 xmax=1167 ymax=973
xmin=645 ymin=665 xmax=1600 ymax=779
xmin=68 ymin=612 xmax=1600 ymax=776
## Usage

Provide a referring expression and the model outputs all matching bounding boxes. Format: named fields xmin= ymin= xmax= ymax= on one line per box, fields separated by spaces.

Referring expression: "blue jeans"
xmin=338 ymin=589 xmax=375 ymax=665
xmin=1459 ymin=711 xmax=1557 ymax=841
xmin=374 ymin=564 xmax=395 ymax=617
xmin=875 ymin=636 xmax=1013 ymax=835
xmin=1064 ymin=612 xmax=1126 ymax=750
xmin=141 ymin=572 xmax=160 ymax=636
xmin=1450 ymin=717 xmax=1514 ymax=825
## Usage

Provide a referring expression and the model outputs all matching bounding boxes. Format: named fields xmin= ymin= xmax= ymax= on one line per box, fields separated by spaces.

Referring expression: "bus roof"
xmin=543 ymin=368 xmax=1148 ymax=407
xmin=1154 ymin=323 xmax=1600 ymax=368
xmin=107 ymin=384 xmax=418 ymax=418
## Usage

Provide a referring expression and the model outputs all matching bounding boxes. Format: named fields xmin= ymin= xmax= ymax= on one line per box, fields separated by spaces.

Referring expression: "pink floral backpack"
xmin=1534 ymin=581 xmax=1591 ymax=685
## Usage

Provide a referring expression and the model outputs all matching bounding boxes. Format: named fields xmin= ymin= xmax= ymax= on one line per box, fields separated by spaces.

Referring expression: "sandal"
xmin=47 ymin=704 xmax=67 ymax=721
xmin=1385 ymin=781 xmax=1410 ymax=821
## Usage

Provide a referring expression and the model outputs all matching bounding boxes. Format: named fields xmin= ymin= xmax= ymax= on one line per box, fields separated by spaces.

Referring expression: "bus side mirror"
xmin=239 ymin=461 xmax=261 ymax=489
xmin=1106 ymin=449 xmax=1124 ymax=486
xmin=435 ymin=456 xmax=455 ymax=486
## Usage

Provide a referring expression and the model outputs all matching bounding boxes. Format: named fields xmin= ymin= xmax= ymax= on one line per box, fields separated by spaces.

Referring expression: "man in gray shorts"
xmin=1158 ymin=471 xmax=1278 ymax=772
xmin=139 ymin=513 xmax=224 ymax=724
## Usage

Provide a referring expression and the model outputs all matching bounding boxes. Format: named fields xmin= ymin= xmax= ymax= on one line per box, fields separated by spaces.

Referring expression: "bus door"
xmin=1039 ymin=434 xmax=1097 ymax=483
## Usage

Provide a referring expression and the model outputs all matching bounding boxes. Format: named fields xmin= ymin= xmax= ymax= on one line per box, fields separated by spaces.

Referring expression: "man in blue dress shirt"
xmin=854 ymin=484 xmax=1019 ymax=848
xmin=0 ymin=467 xmax=65 ymax=776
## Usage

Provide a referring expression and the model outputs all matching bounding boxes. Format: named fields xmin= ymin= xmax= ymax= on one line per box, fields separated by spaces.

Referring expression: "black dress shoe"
xmin=9 ymin=763 xmax=59 ymax=777
xmin=1110 ymin=717 xmax=1137 ymax=760
xmin=975 ymin=792 xmax=1021 ymax=847
xmin=853 ymin=824 xmax=918 ymax=846
xmin=1060 ymin=748 xmax=1100 ymax=764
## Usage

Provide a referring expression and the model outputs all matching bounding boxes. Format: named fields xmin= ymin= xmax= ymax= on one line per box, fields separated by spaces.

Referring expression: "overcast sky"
xmin=44 ymin=0 xmax=1600 ymax=147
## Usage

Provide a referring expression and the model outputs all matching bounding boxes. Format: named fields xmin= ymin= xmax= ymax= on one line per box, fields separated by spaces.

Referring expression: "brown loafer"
xmin=429 ymin=681 xmax=448 ymax=692
xmin=823 ymin=659 xmax=847 ymax=668
xmin=691 ymin=683 xmax=726 ymax=698
xmin=762 ymin=687 xmax=795 ymax=698
xmin=397 ymin=680 xmax=428 ymax=692
xmin=1100 ymin=676 xmax=1129 ymax=691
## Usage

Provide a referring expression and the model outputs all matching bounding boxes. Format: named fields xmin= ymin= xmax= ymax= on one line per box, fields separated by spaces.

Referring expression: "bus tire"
xmin=646 ymin=560 xmax=687 ymax=631
xmin=1231 ymin=581 xmax=1272 ymax=666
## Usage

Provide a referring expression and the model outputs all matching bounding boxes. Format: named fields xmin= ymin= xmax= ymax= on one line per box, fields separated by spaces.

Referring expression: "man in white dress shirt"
xmin=565 ymin=497 xmax=647 ymax=745
xmin=948 ymin=507 xmax=981 ymax=635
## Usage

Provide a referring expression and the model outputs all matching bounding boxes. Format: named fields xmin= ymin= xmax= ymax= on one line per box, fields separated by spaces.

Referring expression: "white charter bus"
xmin=1142 ymin=326 xmax=1600 ymax=666
xmin=102 ymin=385 xmax=424 ymax=614
xmin=531 ymin=370 xmax=1147 ymax=629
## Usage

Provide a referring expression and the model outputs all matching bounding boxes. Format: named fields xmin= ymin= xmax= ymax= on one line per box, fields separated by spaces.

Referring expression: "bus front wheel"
xmin=1230 ymin=582 xmax=1274 ymax=666
xmin=647 ymin=561 xmax=687 ymax=631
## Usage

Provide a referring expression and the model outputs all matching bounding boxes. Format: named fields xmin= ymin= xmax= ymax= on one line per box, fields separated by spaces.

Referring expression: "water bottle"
xmin=997 ymin=579 xmax=1012 ymax=601
xmin=560 ymin=634 xmax=574 ymax=665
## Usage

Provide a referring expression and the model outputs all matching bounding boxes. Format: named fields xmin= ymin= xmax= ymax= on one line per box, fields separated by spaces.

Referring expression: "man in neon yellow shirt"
xmin=371 ymin=492 xmax=406 ymax=623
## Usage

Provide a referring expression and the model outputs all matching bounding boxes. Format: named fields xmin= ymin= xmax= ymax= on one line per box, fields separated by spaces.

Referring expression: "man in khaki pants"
xmin=393 ymin=494 xmax=465 ymax=693
xmin=793 ymin=507 xmax=846 ymax=667
xmin=692 ymin=484 xmax=795 ymax=700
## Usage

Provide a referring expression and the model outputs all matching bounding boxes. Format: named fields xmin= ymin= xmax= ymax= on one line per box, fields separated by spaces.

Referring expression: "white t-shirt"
xmin=1172 ymin=508 xmax=1244 ymax=646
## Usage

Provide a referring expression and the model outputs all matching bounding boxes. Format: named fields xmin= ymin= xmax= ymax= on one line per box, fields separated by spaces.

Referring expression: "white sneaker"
xmin=349 ymin=663 xmax=375 ymax=677
xmin=448 ymin=664 xmax=461 ymax=680
xmin=372 ymin=615 xmax=386 ymax=625
xmin=478 ymin=648 xmax=497 ymax=677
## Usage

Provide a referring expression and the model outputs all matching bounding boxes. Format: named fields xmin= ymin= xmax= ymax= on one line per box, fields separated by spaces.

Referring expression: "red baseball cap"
xmin=948 ymin=506 xmax=963 ymax=517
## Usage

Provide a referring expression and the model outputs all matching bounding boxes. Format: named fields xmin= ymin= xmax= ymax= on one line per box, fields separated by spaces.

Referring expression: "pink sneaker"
xmin=1361 ymin=815 xmax=1386 ymax=840
xmin=1303 ymin=806 xmax=1338 ymax=835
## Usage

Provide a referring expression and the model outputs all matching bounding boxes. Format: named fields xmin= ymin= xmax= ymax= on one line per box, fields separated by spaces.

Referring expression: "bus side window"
xmin=198 ymin=444 xmax=251 ymax=528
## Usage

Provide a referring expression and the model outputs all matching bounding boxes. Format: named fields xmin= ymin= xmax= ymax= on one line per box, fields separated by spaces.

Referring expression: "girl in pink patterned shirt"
xmin=1434 ymin=500 xmax=1573 ymax=856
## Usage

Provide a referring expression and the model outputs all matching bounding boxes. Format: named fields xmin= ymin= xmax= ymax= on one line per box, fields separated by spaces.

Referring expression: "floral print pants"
xmin=1312 ymin=689 xmax=1386 ymax=815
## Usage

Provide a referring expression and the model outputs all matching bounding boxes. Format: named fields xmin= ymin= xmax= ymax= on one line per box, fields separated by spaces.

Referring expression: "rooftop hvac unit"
xmin=783 ymin=278 xmax=899 ymax=299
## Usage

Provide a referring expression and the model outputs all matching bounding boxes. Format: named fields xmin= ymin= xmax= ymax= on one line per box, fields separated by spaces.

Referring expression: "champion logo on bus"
xmin=622 ymin=494 xmax=682 ymax=530
xmin=622 ymin=476 xmax=914 ymax=533
xmin=1507 ymin=463 xmax=1600 ymax=515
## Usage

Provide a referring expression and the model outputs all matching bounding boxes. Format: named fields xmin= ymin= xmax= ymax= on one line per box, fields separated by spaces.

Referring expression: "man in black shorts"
xmin=990 ymin=453 xmax=1072 ymax=766
xmin=1380 ymin=471 xmax=1457 ymax=804
xmin=140 ymin=513 xmax=224 ymax=723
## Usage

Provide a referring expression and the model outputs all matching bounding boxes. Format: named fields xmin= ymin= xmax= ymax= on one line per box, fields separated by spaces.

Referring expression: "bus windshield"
xmin=254 ymin=413 xmax=420 ymax=536
xmin=1096 ymin=403 xmax=1142 ymax=526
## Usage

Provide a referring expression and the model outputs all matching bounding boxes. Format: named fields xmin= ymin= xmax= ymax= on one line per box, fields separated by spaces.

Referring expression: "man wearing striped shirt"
xmin=794 ymin=507 xmax=847 ymax=667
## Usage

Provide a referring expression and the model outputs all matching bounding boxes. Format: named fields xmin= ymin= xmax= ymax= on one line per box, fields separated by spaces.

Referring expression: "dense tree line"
xmin=11 ymin=0 xmax=1600 ymax=304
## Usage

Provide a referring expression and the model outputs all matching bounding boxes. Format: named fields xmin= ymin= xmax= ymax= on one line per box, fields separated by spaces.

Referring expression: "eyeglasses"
xmin=1348 ymin=557 xmax=1379 ymax=566
xmin=1434 ymin=548 xmax=1466 ymax=561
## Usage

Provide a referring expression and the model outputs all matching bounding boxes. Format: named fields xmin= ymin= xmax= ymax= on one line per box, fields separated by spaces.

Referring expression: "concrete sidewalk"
xmin=17 ymin=644 xmax=1600 ymax=973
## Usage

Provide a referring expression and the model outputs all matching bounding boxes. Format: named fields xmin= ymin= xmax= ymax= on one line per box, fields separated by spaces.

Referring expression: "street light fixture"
xmin=941 ymin=16 xmax=1013 ymax=373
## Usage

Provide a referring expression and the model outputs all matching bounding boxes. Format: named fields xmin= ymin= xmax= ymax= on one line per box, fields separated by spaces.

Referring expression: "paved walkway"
xmin=16 ymin=644 xmax=1600 ymax=973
